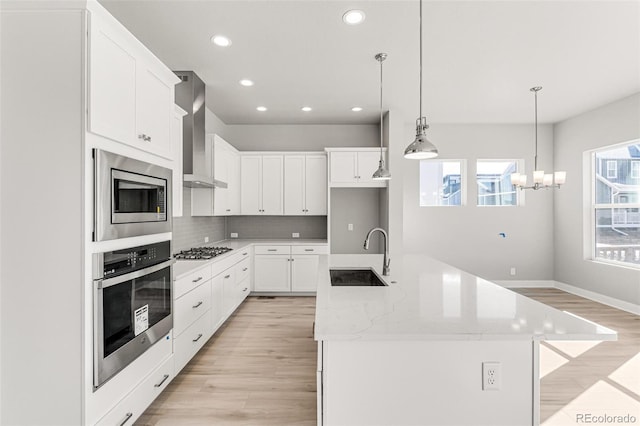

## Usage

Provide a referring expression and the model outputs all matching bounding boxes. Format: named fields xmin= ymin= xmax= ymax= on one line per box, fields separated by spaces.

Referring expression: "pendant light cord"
xmin=534 ymin=88 xmax=538 ymax=171
xmin=419 ymin=0 xmax=423 ymax=121
xmin=379 ymin=54 xmax=384 ymax=161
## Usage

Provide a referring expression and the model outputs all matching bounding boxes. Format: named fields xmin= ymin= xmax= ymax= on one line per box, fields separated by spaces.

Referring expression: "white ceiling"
xmin=99 ymin=0 xmax=640 ymax=125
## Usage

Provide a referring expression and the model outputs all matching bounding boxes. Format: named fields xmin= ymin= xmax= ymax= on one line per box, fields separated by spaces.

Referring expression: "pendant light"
xmin=404 ymin=0 xmax=438 ymax=160
xmin=372 ymin=53 xmax=391 ymax=180
xmin=510 ymin=87 xmax=566 ymax=190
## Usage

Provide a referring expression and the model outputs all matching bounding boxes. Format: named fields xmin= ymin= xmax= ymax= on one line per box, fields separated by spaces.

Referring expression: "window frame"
xmin=631 ymin=161 xmax=640 ymax=179
xmin=475 ymin=159 xmax=524 ymax=207
xmin=606 ymin=160 xmax=617 ymax=178
xmin=418 ymin=159 xmax=467 ymax=207
xmin=589 ymin=141 xmax=640 ymax=270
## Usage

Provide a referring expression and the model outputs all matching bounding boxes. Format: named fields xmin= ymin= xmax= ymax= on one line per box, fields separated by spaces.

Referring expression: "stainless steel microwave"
xmin=94 ymin=149 xmax=172 ymax=241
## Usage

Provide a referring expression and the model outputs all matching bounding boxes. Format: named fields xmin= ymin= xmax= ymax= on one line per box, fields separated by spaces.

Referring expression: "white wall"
xmin=553 ymin=93 xmax=640 ymax=305
xmin=402 ymin=124 xmax=555 ymax=281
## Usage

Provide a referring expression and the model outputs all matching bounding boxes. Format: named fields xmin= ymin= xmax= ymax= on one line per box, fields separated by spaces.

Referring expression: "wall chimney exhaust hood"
xmin=174 ymin=71 xmax=228 ymax=189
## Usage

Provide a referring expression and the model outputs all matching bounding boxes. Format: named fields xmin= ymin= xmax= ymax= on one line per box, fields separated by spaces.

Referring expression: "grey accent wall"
xmin=331 ymin=188 xmax=384 ymax=254
xmin=226 ymin=216 xmax=327 ymax=240
xmin=553 ymin=93 xmax=640 ymax=305
xmin=402 ymin=123 xmax=555 ymax=281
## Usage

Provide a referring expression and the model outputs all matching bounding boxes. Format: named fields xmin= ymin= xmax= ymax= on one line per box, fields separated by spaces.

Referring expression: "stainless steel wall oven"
xmin=93 ymin=240 xmax=173 ymax=390
xmin=94 ymin=149 xmax=172 ymax=241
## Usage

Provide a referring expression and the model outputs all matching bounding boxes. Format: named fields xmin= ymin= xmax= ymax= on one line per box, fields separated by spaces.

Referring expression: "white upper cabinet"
xmin=327 ymin=148 xmax=388 ymax=187
xmin=284 ymin=154 xmax=327 ymax=215
xmin=213 ymin=135 xmax=240 ymax=216
xmin=241 ymin=155 xmax=284 ymax=215
xmin=88 ymin=10 xmax=178 ymax=159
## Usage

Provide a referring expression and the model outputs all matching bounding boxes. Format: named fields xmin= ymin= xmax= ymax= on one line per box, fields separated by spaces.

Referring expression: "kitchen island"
xmin=314 ymin=254 xmax=617 ymax=426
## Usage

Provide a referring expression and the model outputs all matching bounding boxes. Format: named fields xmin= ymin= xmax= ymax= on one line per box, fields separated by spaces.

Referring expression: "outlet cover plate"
xmin=482 ymin=362 xmax=501 ymax=390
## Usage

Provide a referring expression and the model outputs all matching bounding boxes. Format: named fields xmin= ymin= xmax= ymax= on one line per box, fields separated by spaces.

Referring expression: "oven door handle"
xmin=96 ymin=259 xmax=176 ymax=289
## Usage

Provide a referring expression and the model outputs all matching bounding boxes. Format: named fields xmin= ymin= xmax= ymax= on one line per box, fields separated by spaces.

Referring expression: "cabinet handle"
xmin=138 ymin=134 xmax=146 ymax=140
xmin=242 ymin=267 xmax=248 ymax=272
xmin=226 ymin=209 xmax=231 ymax=212
xmin=193 ymin=333 xmax=203 ymax=342
xmin=243 ymin=287 xmax=248 ymax=292
xmin=192 ymin=301 xmax=203 ymax=309
xmin=304 ymin=249 xmax=314 ymax=252
xmin=224 ymin=274 xmax=231 ymax=279
xmin=242 ymin=252 xmax=248 ymax=256
xmin=146 ymin=135 xmax=151 ymax=142
xmin=267 ymin=249 xmax=277 ymax=252
xmin=118 ymin=413 xmax=133 ymax=426
xmin=192 ymin=277 xmax=203 ymax=283
xmin=154 ymin=374 xmax=170 ymax=388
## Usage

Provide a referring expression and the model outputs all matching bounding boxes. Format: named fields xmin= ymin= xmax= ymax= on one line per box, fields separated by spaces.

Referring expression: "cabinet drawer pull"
xmin=242 ymin=267 xmax=248 ymax=272
xmin=193 ymin=333 xmax=203 ymax=342
xmin=243 ymin=287 xmax=248 ymax=292
xmin=192 ymin=301 xmax=203 ymax=309
xmin=154 ymin=374 xmax=170 ymax=388
xmin=118 ymin=413 xmax=133 ymax=426
xmin=242 ymin=252 xmax=248 ymax=256
xmin=267 ymin=249 xmax=277 ymax=252
xmin=224 ymin=274 xmax=231 ymax=279
xmin=304 ymin=249 xmax=314 ymax=252
xmin=226 ymin=209 xmax=231 ymax=212
xmin=192 ymin=277 xmax=203 ymax=283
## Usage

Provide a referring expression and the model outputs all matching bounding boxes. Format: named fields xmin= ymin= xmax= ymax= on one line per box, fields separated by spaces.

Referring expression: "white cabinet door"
xmin=284 ymin=155 xmax=305 ymax=215
xmin=135 ymin=65 xmax=173 ymax=158
xmin=89 ymin=16 xmax=136 ymax=145
xmin=291 ymin=255 xmax=319 ymax=292
xmin=305 ymin=155 xmax=327 ymax=215
xmin=171 ymin=107 xmax=184 ymax=217
xmin=261 ymin=155 xmax=284 ymax=215
xmin=213 ymin=147 xmax=230 ymax=216
xmin=254 ymin=255 xmax=291 ymax=291
xmin=229 ymin=151 xmax=241 ymax=214
xmin=356 ymin=151 xmax=383 ymax=184
xmin=241 ymin=156 xmax=262 ymax=215
xmin=329 ymin=152 xmax=358 ymax=183
xmin=221 ymin=270 xmax=237 ymax=317
xmin=211 ymin=274 xmax=225 ymax=332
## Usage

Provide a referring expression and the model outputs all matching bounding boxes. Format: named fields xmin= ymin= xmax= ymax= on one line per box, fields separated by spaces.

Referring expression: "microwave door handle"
xmin=98 ymin=259 xmax=176 ymax=289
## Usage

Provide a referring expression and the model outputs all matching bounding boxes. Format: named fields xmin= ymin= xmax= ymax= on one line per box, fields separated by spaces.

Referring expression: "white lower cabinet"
xmin=174 ymin=312 xmax=212 ymax=373
xmin=253 ymin=245 xmax=326 ymax=293
xmin=95 ymin=355 xmax=174 ymax=426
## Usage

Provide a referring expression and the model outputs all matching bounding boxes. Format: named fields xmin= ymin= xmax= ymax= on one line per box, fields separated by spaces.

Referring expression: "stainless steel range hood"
xmin=174 ymin=71 xmax=227 ymax=189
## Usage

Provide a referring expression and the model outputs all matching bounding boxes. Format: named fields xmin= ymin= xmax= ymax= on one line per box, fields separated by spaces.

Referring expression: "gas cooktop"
xmin=174 ymin=246 xmax=233 ymax=260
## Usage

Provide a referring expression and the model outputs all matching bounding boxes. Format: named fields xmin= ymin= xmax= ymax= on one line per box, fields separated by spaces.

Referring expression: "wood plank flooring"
xmin=513 ymin=288 xmax=640 ymax=425
xmin=135 ymin=296 xmax=317 ymax=425
xmin=137 ymin=290 xmax=639 ymax=425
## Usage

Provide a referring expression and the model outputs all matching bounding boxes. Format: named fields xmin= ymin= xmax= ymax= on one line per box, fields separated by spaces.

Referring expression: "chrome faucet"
xmin=363 ymin=227 xmax=391 ymax=276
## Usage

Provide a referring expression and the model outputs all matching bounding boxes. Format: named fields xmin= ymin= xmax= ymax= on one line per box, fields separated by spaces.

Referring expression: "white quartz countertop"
xmin=314 ymin=254 xmax=618 ymax=342
xmin=173 ymin=238 xmax=327 ymax=280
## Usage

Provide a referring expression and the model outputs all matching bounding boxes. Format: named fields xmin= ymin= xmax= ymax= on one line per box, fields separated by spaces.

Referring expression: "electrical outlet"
xmin=348 ymin=224 xmax=354 ymax=231
xmin=482 ymin=362 xmax=501 ymax=390
xmin=292 ymin=232 xmax=300 ymax=238
xmin=230 ymin=233 xmax=238 ymax=238
xmin=510 ymin=267 xmax=516 ymax=276
xmin=204 ymin=237 xmax=209 ymax=243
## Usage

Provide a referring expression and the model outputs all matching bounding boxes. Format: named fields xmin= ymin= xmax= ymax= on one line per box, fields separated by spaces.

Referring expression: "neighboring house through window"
xmin=419 ymin=160 xmax=465 ymax=206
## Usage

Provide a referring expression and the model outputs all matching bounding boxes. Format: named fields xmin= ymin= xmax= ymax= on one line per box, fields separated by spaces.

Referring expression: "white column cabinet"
xmin=240 ymin=155 xmax=284 ymax=215
xmin=171 ymin=105 xmax=187 ymax=217
xmin=327 ymin=149 xmax=388 ymax=187
xmin=284 ymin=154 xmax=327 ymax=215
xmin=135 ymin=66 xmax=173 ymax=158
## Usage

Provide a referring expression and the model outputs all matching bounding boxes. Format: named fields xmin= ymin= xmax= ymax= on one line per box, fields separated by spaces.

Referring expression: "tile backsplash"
xmin=172 ymin=216 xmax=226 ymax=252
xmin=226 ymin=216 xmax=327 ymax=240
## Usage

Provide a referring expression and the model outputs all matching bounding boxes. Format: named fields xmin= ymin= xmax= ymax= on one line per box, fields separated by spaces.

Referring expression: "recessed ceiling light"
xmin=211 ymin=35 xmax=232 ymax=47
xmin=301 ymin=106 xmax=312 ymax=112
xmin=351 ymin=107 xmax=363 ymax=112
xmin=239 ymin=79 xmax=254 ymax=87
xmin=256 ymin=106 xmax=267 ymax=112
xmin=342 ymin=10 xmax=366 ymax=25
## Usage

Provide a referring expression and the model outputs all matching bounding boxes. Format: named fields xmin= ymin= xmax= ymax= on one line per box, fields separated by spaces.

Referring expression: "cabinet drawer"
xmin=291 ymin=245 xmax=328 ymax=255
xmin=211 ymin=248 xmax=251 ymax=275
xmin=235 ymin=257 xmax=251 ymax=283
xmin=174 ymin=311 xmax=212 ymax=373
xmin=174 ymin=281 xmax=211 ymax=337
xmin=174 ymin=265 xmax=212 ymax=300
xmin=95 ymin=355 xmax=174 ymax=426
xmin=254 ymin=245 xmax=291 ymax=255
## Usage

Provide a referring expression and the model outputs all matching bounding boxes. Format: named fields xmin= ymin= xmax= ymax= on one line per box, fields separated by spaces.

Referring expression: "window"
xmin=592 ymin=141 xmax=640 ymax=267
xmin=476 ymin=160 xmax=519 ymax=206
xmin=606 ymin=160 xmax=617 ymax=179
xmin=419 ymin=160 xmax=464 ymax=206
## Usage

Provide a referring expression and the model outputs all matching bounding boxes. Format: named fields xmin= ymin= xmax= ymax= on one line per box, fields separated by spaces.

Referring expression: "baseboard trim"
xmin=552 ymin=281 xmax=640 ymax=316
xmin=495 ymin=279 xmax=640 ymax=315
xmin=492 ymin=280 xmax=555 ymax=288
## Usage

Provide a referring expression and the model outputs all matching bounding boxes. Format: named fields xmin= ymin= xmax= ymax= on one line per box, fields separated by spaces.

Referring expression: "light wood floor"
xmin=136 ymin=290 xmax=639 ymax=425
xmin=513 ymin=288 xmax=640 ymax=425
xmin=135 ymin=296 xmax=317 ymax=425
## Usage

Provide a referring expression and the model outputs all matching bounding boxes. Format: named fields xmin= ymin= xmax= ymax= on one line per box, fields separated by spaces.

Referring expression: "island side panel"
xmin=322 ymin=340 xmax=534 ymax=426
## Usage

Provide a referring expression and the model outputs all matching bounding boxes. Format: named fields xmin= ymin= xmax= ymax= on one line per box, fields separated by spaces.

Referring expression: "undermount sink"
xmin=330 ymin=268 xmax=387 ymax=286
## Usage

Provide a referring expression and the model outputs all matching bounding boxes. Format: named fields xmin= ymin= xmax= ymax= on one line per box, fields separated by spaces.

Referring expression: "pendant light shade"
xmin=372 ymin=52 xmax=391 ymax=180
xmin=404 ymin=0 xmax=438 ymax=160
